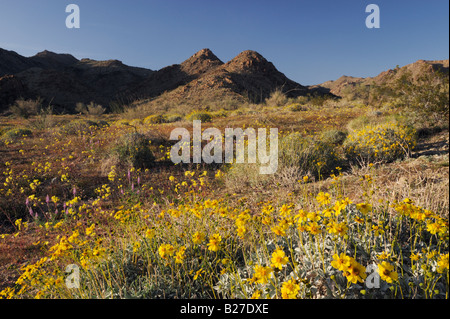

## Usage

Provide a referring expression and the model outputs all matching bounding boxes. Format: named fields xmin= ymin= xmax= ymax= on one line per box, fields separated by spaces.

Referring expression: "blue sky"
xmin=0 ymin=0 xmax=448 ymax=85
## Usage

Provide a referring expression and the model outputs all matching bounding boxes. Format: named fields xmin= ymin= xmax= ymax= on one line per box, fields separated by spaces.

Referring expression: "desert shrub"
xmin=225 ymin=132 xmax=341 ymax=191
xmin=279 ymin=132 xmax=341 ymax=178
xmin=59 ymin=119 xmax=106 ymax=136
xmin=165 ymin=114 xmax=183 ymax=123
xmin=344 ymin=122 xmax=417 ymax=165
xmin=346 ymin=115 xmax=373 ymax=131
xmin=265 ymin=89 xmax=288 ymax=107
xmin=0 ymin=126 xmax=12 ymax=137
xmin=111 ymin=119 xmax=130 ymax=127
xmin=0 ymin=128 xmax=33 ymax=144
xmin=143 ymin=114 xmax=166 ymax=125
xmin=186 ymin=111 xmax=212 ymax=123
xmin=209 ymin=109 xmax=229 ymax=118
xmin=9 ymin=98 xmax=42 ymax=119
xmin=75 ymin=102 xmax=106 ymax=117
xmin=129 ymin=119 xmax=144 ymax=126
xmin=320 ymin=129 xmax=348 ymax=146
xmin=109 ymin=132 xmax=155 ymax=169
xmin=285 ymin=103 xmax=305 ymax=112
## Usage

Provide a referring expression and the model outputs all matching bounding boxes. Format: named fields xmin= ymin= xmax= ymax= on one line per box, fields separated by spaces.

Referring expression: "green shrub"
xmin=143 ymin=114 xmax=166 ymax=125
xmin=129 ymin=119 xmax=144 ymax=126
xmin=186 ymin=111 xmax=212 ymax=123
xmin=344 ymin=122 xmax=417 ymax=164
xmin=59 ymin=119 xmax=106 ymax=136
xmin=279 ymin=132 xmax=341 ymax=178
xmin=0 ymin=128 xmax=33 ymax=144
xmin=265 ymin=89 xmax=288 ymax=107
xmin=165 ymin=114 xmax=183 ymax=123
xmin=285 ymin=103 xmax=305 ymax=112
xmin=320 ymin=129 xmax=348 ymax=146
xmin=209 ymin=109 xmax=229 ymax=118
xmin=111 ymin=119 xmax=130 ymax=127
xmin=111 ymin=133 xmax=155 ymax=169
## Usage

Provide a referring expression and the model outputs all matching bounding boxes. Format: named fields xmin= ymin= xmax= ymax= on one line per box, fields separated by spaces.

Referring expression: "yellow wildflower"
xmin=207 ymin=233 xmax=222 ymax=252
xmin=378 ymin=262 xmax=398 ymax=283
xmin=270 ymin=248 xmax=289 ymax=270
xmin=281 ymin=279 xmax=300 ymax=299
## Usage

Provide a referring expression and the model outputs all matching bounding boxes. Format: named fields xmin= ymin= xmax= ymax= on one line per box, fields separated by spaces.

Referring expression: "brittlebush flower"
xmin=331 ymin=253 xmax=352 ymax=271
xmin=251 ymin=290 xmax=262 ymax=299
xmin=281 ymin=279 xmax=300 ymax=299
xmin=316 ymin=192 xmax=331 ymax=206
xmin=158 ymin=243 xmax=175 ymax=259
xmin=85 ymin=224 xmax=96 ymax=237
xmin=271 ymin=248 xmax=289 ymax=270
xmin=192 ymin=231 xmax=205 ymax=244
xmin=333 ymin=201 xmax=347 ymax=216
xmin=437 ymin=253 xmax=449 ymax=273
xmin=253 ymin=265 xmax=273 ymax=284
xmin=207 ymin=233 xmax=221 ymax=252
xmin=426 ymin=222 xmax=442 ymax=235
xmin=306 ymin=222 xmax=321 ymax=235
xmin=344 ymin=260 xmax=367 ymax=284
xmin=378 ymin=262 xmax=398 ymax=283
xmin=175 ymin=246 xmax=186 ymax=264
xmin=410 ymin=252 xmax=420 ymax=261
xmin=356 ymin=203 xmax=372 ymax=215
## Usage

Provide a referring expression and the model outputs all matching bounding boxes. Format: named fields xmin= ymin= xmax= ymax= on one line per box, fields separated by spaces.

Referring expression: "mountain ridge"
xmin=0 ymin=47 xmax=447 ymax=113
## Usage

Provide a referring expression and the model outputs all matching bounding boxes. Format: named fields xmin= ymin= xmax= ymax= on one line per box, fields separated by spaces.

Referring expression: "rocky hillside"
xmin=134 ymin=49 xmax=311 ymax=108
xmin=0 ymin=49 xmax=154 ymax=112
xmin=0 ymin=48 xmax=314 ymax=113
xmin=311 ymin=59 xmax=449 ymax=97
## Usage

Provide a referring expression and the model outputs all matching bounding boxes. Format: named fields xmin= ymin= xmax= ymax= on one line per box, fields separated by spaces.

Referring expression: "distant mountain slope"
xmin=311 ymin=59 xmax=449 ymax=97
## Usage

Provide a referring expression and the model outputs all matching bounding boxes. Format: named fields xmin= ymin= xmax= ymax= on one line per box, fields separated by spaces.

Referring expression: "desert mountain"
xmin=0 ymin=48 xmax=314 ymax=113
xmin=0 ymin=49 xmax=154 ymax=112
xmin=136 ymin=50 xmax=310 ymax=107
xmin=1 ymin=47 xmax=447 ymax=114
xmin=125 ymin=48 xmax=224 ymax=101
xmin=311 ymin=59 xmax=449 ymax=97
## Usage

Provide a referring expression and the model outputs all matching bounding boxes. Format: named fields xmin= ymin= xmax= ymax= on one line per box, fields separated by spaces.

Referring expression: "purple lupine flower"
xmin=127 ymin=169 xmax=131 ymax=182
xmin=29 ymin=207 xmax=34 ymax=217
xmin=46 ymin=194 xmax=50 ymax=204
xmin=25 ymin=197 xmax=29 ymax=206
xmin=120 ymin=188 xmax=124 ymax=195
xmin=131 ymin=183 xmax=134 ymax=191
xmin=73 ymin=187 xmax=77 ymax=196
xmin=137 ymin=176 xmax=141 ymax=187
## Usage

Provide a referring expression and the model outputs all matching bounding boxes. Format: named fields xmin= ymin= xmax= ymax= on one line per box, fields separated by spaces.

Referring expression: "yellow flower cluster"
xmin=345 ymin=122 xmax=417 ymax=163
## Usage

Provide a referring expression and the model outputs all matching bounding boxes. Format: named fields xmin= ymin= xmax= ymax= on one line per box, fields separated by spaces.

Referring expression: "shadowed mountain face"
xmin=0 ymin=47 xmax=315 ymax=113
xmin=0 ymin=49 xmax=155 ymax=112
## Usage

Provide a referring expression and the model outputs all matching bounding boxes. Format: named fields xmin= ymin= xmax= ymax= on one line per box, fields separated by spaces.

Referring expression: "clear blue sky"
xmin=0 ymin=0 xmax=448 ymax=85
